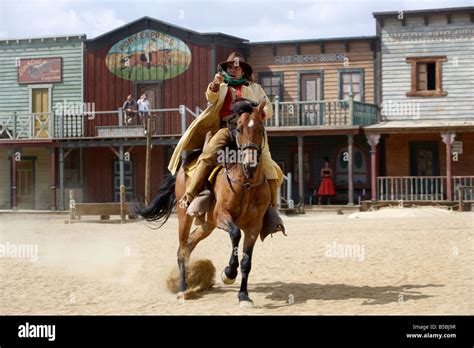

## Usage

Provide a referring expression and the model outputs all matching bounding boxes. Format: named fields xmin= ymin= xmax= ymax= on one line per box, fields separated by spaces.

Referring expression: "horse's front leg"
xmin=238 ymin=228 xmax=260 ymax=308
xmin=217 ymin=213 xmax=241 ymax=284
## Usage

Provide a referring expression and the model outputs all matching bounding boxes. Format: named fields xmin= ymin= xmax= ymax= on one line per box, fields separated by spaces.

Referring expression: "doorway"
xmin=300 ymin=73 xmax=322 ymax=125
xmin=409 ymin=141 xmax=440 ymax=176
xmin=32 ymin=88 xmax=50 ymax=138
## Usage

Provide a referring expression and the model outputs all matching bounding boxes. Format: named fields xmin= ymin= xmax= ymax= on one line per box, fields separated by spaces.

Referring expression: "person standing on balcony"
xmin=317 ymin=157 xmax=336 ymax=205
xmin=137 ymin=93 xmax=150 ymax=126
xmin=122 ymin=94 xmax=138 ymax=125
xmin=167 ymin=52 xmax=284 ymax=233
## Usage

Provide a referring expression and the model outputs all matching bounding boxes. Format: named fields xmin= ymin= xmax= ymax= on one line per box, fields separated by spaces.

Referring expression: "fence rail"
xmin=377 ymin=176 xmax=474 ymax=201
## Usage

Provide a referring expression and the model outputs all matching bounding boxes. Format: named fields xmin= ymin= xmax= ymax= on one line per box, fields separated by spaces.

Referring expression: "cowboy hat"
xmin=218 ymin=52 xmax=253 ymax=77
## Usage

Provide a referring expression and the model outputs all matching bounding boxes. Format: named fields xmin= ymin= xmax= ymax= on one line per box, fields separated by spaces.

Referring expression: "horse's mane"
xmin=232 ymin=98 xmax=258 ymax=116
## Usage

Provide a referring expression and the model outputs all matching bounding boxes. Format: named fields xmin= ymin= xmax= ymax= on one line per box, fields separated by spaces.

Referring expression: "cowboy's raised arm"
xmin=205 ymin=73 xmax=225 ymax=103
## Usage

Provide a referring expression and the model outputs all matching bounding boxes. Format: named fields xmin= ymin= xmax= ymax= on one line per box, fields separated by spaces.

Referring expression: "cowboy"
xmin=168 ymin=52 xmax=284 ymax=230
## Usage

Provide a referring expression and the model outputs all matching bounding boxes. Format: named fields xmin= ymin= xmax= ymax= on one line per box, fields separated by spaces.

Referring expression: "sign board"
xmin=96 ymin=126 xmax=145 ymax=138
xmin=106 ymin=29 xmax=192 ymax=81
xmin=18 ymin=57 xmax=62 ymax=84
xmin=275 ymin=53 xmax=346 ymax=65
xmin=452 ymin=141 xmax=463 ymax=155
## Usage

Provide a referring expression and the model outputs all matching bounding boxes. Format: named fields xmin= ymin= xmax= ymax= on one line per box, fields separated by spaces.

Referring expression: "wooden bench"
xmin=68 ymin=185 xmax=132 ymax=223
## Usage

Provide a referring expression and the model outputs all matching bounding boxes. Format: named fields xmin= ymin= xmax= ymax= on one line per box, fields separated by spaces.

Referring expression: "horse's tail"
xmin=135 ymin=174 xmax=176 ymax=228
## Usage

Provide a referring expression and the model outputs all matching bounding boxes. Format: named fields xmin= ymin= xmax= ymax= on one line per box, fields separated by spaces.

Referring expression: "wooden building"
xmin=0 ymin=35 xmax=84 ymax=209
xmin=367 ymin=7 xmax=474 ymax=203
xmin=247 ymin=37 xmax=378 ymax=205
xmin=78 ymin=17 xmax=246 ymax=205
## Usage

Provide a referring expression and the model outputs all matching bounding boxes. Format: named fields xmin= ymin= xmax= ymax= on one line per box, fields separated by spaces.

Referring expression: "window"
xmin=259 ymin=73 xmax=283 ymax=101
xmin=406 ymin=56 xmax=447 ymax=97
xmin=339 ymin=70 xmax=363 ymax=102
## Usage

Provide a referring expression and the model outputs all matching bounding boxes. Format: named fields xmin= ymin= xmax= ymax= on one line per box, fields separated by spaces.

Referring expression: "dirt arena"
xmin=0 ymin=207 xmax=472 ymax=315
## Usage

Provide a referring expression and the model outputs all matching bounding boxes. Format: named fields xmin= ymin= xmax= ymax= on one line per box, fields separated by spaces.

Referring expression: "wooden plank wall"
xmin=384 ymin=132 xmax=474 ymax=176
xmin=0 ymin=38 xmax=83 ymax=113
xmin=84 ymin=42 xmax=212 ymax=136
xmin=0 ymin=148 xmax=9 ymax=209
xmin=381 ymin=14 xmax=474 ymax=120
xmin=248 ymin=40 xmax=375 ymax=103
xmin=82 ymin=146 xmax=164 ymax=203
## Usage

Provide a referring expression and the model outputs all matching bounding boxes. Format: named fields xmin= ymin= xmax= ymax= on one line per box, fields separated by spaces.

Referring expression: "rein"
xmin=224 ymin=114 xmax=267 ymax=191
xmin=224 ymin=165 xmax=267 ymax=191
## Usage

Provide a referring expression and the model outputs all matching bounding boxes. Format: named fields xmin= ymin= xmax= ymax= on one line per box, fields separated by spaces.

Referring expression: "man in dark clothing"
xmin=122 ymin=94 xmax=138 ymax=125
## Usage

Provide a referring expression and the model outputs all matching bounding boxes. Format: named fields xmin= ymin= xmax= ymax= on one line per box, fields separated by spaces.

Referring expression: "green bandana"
xmin=223 ymin=71 xmax=247 ymax=86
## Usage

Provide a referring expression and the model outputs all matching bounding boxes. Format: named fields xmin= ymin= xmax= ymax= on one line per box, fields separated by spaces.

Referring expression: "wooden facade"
xmin=247 ymin=38 xmax=377 ymax=204
xmin=367 ymin=7 xmax=474 ymax=202
xmin=0 ymin=35 xmax=84 ymax=210
xmin=2 ymin=8 xmax=472 ymax=210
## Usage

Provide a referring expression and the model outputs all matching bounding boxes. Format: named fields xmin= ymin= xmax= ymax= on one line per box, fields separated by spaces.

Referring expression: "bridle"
xmin=224 ymin=113 xmax=267 ymax=191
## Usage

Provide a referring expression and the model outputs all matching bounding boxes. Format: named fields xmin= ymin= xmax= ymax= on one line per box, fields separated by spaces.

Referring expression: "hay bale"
xmin=166 ymin=259 xmax=216 ymax=297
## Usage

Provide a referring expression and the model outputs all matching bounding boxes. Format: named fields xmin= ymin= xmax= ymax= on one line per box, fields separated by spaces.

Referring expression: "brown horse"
xmin=136 ymin=99 xmax=271 ymax=307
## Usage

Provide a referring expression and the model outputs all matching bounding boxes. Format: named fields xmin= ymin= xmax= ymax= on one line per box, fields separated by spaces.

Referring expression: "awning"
xmin=364 ymin=119 xmax=474 ymax=134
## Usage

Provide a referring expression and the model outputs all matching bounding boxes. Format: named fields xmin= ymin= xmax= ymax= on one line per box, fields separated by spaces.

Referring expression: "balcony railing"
xmin=265 ymin=96 xmax=378 ymax=128
xmin=0 ymin=106 xmax=199 ymax=141
xmin=377 ymin=176 xmax=474 ymax=201
xmin=0 ymin=96 xmax=378 ymax=141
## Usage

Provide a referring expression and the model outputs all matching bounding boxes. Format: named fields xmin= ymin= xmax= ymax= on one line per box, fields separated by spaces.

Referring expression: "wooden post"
xmin=120 ymin=185 xmax=126 ymax=223
xmin=347 ymin=134 xmax=354 ymax=206
xmin=144 ymin=117 xmax=152 ymax=205
xmin=297 ymin=136 xmax=304 ymax=211
xmin=59 ymin=147 xmax=65 ymax=210
xmin=69 ymin=189 xmax=75 ymax=221
xmin=366 ymin=134 xmax=380 ymax=201
xmin=442 ymin=132 xmax=454 ymax=201
xmin=50 ymin=147 xmax=56 ymax=211
xmin=11 ymin=147 xmax=17 ymax=210
xmin=458 ymin=187 xmax=464 ymax=212
xmin=119 ymin=146 xmax=125 ymax=188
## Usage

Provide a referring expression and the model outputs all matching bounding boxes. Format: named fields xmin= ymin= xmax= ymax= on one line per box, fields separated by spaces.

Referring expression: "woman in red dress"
xmin=317 ymin=157 xmax=336 ymax=205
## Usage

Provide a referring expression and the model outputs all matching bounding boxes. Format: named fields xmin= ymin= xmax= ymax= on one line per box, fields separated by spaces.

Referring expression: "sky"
xmin=0 ymin=0 xmax=472 ymax=41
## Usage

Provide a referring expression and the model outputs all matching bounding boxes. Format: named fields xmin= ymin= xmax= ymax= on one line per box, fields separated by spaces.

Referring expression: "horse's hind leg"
xmin=187 ymin=222 xmax=215 ymax=254
xmin=217 ymin=214 xmax=241 ymax=284
xmin=177 ymin=208 xmax=193 ymax=294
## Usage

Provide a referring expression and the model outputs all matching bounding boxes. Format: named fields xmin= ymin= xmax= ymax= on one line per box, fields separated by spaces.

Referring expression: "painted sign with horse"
xmin=106 ymin=29 xmax=191 ymax=81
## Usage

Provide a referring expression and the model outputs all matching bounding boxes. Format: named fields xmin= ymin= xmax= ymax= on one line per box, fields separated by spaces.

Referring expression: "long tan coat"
xmin=167 ymin=81 xmax=283 ymax=184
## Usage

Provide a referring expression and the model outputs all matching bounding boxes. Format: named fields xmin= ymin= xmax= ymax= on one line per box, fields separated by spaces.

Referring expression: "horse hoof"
xmin=221 ymin=269 xmax=236 ymax=285
xmin=239 ymin=300 xmax=254 ymax=308
xmin=177 ymin=292 xmax=186 ymax=303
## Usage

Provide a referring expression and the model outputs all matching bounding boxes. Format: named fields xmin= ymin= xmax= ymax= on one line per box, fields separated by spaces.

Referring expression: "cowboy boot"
xmin=259 ymin=180 xmax=286 ymax=241
xmin=179 ymin=159 xmax=214 ymax=210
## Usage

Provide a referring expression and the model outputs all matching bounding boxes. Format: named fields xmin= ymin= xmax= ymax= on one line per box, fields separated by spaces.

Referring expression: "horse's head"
xmin=232 ymin=99 xmax=266 ymax=179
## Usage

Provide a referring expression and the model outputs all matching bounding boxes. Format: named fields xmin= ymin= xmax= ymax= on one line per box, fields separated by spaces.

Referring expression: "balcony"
xmin=0 ymin=107 xmax=199 ymax=141
xmin=265 ymin=96 xmax=378 ymax=128
xmin=0 ymin=96 xmax=378 ymax=142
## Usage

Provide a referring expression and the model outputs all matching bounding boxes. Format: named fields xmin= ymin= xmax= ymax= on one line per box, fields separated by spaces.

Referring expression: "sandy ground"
xmin=0 ymin=207 xmax=472 ymax=315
